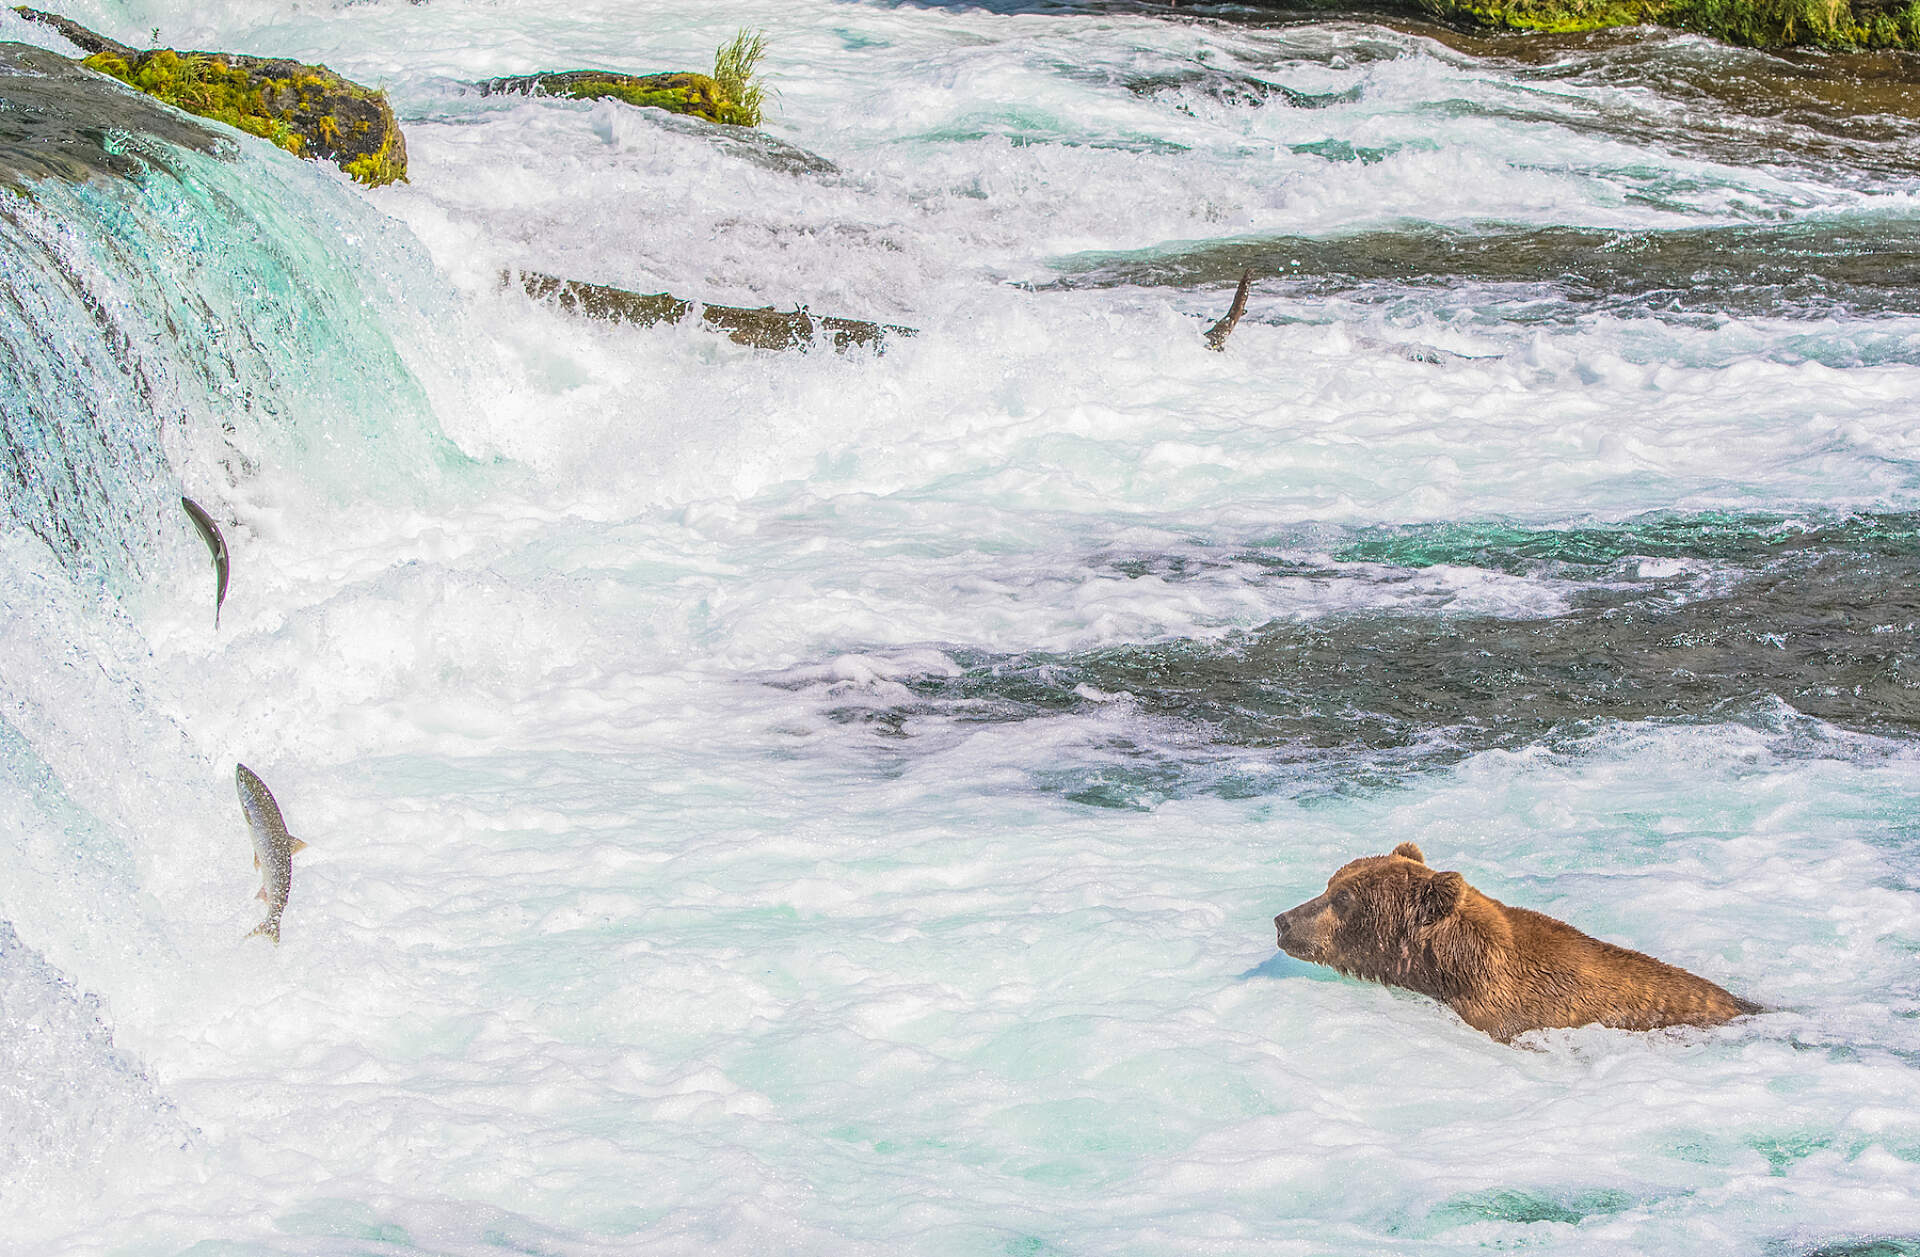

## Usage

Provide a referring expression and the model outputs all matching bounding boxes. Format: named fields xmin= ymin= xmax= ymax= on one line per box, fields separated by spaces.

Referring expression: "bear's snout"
xmin=1274 ymin=894 xmax=1335 ymax=961
xmin=1274 ymin=904 xmax=1313 ymax=956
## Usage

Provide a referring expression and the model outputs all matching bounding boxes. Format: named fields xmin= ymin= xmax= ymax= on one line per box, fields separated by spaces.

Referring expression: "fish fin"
xmin=256 ymin=887 xmax=269 ymax=902
xmin=290 ymin=837 xmax=309 ymax=854
xmin=252 ymin=853 xmax=259 ymax=869
xmin=243 ymin=919 xmax=279 ymax=945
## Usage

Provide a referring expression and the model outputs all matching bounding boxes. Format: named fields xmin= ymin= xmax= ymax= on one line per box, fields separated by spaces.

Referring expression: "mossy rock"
xmin=481 ymin=70 xmax=756 ymax=127
xmin=1418 ymin=0 xmax=1920 ymax=48
xmin=14 ymin=8 xmax=407 ymax=184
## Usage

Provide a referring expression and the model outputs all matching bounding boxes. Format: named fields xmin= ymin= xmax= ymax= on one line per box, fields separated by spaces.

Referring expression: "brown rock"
xmin=510 ymin=270 xmax=913 ymax=353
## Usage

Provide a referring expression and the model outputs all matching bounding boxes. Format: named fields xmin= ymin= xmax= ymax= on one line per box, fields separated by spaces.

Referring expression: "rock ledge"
xmin=15 ymin=8 xmax=407 ymax=185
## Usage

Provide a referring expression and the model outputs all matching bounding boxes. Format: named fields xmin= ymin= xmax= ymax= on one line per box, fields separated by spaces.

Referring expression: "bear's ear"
xmin=1392 ymin=842 xmax=1426 ymax=865
xmin=1415 ymin=870 xmax=1464 ymax=925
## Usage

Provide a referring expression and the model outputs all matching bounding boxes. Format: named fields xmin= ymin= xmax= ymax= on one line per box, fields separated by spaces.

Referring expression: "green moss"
xmin=340 ymin=150 xmax=401 ymax=185
xmin=79 ymin=44 xmax=406 ymax=186
xmin=85 ymin=49 xmax=305 ymax=155
xmin=488 ymin=37 xmax=771 ymax=128
xmin=1435 ymin=0 xmax=1651 ymax=31
xmin=1658 ymin=0 xmax=1851 ymax=44
xmin=557 ymin=73 xmax=755 ymax=126
xmin=560 ymin=75 xmax=752 ymax=127
xmin=339 ymin=123 xmax=405 ymax=185
xmin=1424 ymin=0 xmax=1920 ymax=45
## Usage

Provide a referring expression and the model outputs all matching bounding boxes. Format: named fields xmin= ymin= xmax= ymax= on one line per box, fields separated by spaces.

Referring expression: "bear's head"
xmin=1273 ymin=843 xmax=1487 ymax=1000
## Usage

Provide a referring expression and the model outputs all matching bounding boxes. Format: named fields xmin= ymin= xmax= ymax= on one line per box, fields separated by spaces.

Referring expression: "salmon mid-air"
xmin=236 ymin=763 xmax=307 ymax=944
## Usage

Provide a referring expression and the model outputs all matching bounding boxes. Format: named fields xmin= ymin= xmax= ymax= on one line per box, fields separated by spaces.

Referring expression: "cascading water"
xmin=2 ymin=1 xmax=1919 ymax=1253
xmin=0 ymin=36 xmax=490 ymax=1234
xmin=0 ymin=40 xmax=469 ymax=583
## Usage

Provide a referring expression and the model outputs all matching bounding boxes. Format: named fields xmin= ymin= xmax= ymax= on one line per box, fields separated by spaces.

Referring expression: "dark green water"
xmin=781 ymin=514 xmax=1920 ymax=804
xmin=1046 ymin=220 xmax=1920 ymax=320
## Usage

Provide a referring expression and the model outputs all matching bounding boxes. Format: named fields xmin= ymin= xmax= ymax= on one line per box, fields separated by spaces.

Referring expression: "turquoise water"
xmin=1 ymin=3 xmax=1918 ymax=1253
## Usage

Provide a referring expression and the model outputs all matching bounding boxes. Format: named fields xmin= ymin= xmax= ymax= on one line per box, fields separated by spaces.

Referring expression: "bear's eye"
xmin=1331 ymin=890 xmax=1356 ymax=913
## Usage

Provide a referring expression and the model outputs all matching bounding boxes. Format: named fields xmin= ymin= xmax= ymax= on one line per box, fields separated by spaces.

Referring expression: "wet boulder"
xmin=13 ymin=8 xmax=407 ymax=185
xmin=0 ymin=41 xmax=222 ymax=187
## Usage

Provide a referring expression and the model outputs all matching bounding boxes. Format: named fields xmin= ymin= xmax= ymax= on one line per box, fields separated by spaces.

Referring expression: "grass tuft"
xmin=712 ymin=28 xmax=769 ymax=127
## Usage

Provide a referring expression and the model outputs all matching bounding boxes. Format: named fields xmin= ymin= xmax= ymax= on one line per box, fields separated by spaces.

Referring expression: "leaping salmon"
xmin=236 ymin=763 xmax=308 ymax=944
xmin=1204 ymin=267 xmax=1253 ymax=352
xmin=180 ymin=496 xmax=230 ymax=628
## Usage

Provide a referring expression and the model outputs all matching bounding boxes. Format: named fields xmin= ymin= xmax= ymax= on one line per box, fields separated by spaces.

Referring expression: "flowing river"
xmin=2 ymin=0 xmax=1918 ymax=1252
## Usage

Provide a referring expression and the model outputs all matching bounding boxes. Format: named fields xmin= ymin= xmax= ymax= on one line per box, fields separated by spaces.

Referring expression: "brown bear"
xmin=1273 ymin=843 xmax=1761 ymax=1042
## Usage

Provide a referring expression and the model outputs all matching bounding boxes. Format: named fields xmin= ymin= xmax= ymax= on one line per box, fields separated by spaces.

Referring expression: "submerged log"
xmin=509 ymin=270 xmax=914 ymax=353
xmin=14 ymin=8 xmax=407 ymax=185
xmin=1204 ymin=268 xmax=1252 ymax=352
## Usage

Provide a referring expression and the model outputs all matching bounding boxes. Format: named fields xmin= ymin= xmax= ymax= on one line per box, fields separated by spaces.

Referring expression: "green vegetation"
xmin=486 ymin=32 xmax=770 ymax=128
xmin=1655 ymin=0 xmax=1920 ymax=48
xmin=1424 ymin=0 xmax=1920 ymax=47
xmin=712 ymin=28 xmax=769 ymax=127
xmin=85 ymin=50 xmax=307 ymax=155
xmin=79 ymin=44 xmax=407 ymax=186
xmin=558 ymin=72 xmax=756 ymax=126
xmin=339 ymin=119 xmax=406 ymax=186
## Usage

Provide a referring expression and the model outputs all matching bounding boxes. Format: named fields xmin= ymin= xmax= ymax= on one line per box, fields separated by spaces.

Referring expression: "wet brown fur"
xmin=1273 ymin=843 xmax=1761 ymax=1042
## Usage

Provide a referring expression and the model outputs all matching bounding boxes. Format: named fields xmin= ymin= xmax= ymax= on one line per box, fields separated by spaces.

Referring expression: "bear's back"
xmin=1457 ymin=897 xmax=1758 ymax=1041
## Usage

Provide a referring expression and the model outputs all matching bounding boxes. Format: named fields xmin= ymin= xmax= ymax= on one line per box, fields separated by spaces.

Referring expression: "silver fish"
xmin=180 ymin=496 xmax=230 ymax=628
xmin=236 ymin=763 xmax=308 ymax=944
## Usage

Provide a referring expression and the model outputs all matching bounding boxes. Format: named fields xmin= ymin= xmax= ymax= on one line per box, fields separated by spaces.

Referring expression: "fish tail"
xmin=244 ymin=918 xmax=280 ymax=945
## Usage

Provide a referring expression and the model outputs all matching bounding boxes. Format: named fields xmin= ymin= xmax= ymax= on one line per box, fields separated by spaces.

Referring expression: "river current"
xmin=2 ymin=0 xmax=1918 ymax=1252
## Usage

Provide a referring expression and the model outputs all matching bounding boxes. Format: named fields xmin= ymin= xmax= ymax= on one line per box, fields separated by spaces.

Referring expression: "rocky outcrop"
xmin=14 ymin=8 xmax=406 ymax=185
xmin=509 ymin=271 xmax=914 ymax=353
xmin=0 ymin=41 xmax=222 ymax=187
xmin=480 ymin=70 xmax=756 ymax=127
